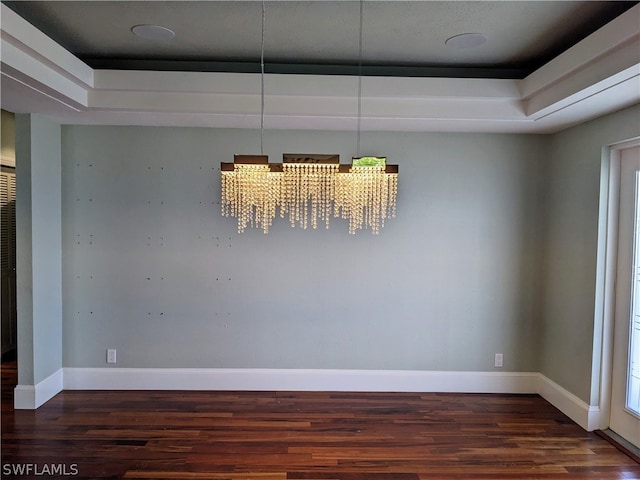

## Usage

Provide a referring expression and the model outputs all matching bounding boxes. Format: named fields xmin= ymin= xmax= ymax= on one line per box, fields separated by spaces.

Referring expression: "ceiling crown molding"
xmin=521 ymin=3 xmax=640 ymax=121
xmin=1 ymin=3 xmax=638 ymax=133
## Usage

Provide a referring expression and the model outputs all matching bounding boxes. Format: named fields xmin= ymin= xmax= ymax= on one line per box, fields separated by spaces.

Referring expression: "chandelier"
xmin=220 ymin=0 xmax=398 ymax=235
xmin=221 ymin=154 xmax=398 ymax=234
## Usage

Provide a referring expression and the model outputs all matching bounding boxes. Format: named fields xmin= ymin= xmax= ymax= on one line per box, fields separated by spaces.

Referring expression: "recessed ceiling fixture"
xmin=445 ymin=32 xmax=487 ymax=49
xmin=131 ymin=24 xmax=175 ymax=41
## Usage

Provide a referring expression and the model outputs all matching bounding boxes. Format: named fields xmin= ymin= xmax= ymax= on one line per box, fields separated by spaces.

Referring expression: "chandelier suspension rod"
xmin=260 ymin=0 xmax=266 ymax=155
xmin=356 ymin=0 xmax=364 ymax=157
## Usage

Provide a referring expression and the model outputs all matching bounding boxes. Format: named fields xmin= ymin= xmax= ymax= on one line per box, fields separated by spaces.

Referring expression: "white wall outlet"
xmin=106 ymin=349 xmax=117 ymax=364
xmin=494 ymin=353 xmax=503 ymax=368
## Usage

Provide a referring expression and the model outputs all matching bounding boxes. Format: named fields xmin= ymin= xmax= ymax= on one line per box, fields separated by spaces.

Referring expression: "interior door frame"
xmin=596 ymin=136 xmax=640 ymax=430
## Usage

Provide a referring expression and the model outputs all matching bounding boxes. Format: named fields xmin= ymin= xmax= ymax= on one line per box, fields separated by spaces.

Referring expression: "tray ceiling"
xmin=3 ymin=1 xmax=636 ymax=77
xmin=1 ymin=1 xmax=639 ymax=133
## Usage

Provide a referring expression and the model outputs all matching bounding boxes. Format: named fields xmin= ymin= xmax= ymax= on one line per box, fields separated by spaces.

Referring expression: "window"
xmin=626 ymin=171 xmax=640 ymax=416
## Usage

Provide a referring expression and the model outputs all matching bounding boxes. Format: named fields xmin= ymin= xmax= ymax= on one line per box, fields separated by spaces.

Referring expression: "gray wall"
xmin=61 ymin=127 xmax=547 ymax=372
xmin=16 ymin=114 xmax=62 ymax=385
xmin=540 ymin=104 xmax=640 ymax=404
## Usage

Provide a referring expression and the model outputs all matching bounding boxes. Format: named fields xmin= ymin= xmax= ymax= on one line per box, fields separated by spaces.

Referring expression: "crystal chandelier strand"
xmin=221 ymin=157 xmax=397 ymax=234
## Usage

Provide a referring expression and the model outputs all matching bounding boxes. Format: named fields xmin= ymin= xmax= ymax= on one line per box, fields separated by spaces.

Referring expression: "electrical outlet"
xmin=494 ymin=353 xmax=503 ymax=368
xmin=106 ymin=349 xmax=117 ymax=364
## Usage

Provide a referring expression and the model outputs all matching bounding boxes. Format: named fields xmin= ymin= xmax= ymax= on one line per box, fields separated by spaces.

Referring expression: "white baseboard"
xmin=17 ymin=367 xmax=601 ymax=431
xmin=63 ymin=367 xmax=539 ymax=394
xmin=536 ymin=374 xmax=601 ymax=431
xmin=14 ymin=368 xmax=63 ymax=410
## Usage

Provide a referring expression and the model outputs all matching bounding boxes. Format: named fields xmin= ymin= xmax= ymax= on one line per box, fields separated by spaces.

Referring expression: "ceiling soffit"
xmin=0 ymin=2 xmax=639 ymax=133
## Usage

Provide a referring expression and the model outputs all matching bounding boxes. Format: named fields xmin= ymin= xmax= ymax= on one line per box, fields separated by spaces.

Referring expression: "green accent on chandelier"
xmin=352 ymin=156 xmax=386 ymax=167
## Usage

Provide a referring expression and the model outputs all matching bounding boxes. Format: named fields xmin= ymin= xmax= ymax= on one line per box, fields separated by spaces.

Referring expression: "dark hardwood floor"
xmin=1 ymin=360 xmax=639 ymax=479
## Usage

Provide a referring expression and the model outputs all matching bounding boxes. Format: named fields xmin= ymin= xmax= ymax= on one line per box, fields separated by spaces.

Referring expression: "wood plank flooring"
xmin=1 ymin=361 xmax=639 ymax=479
